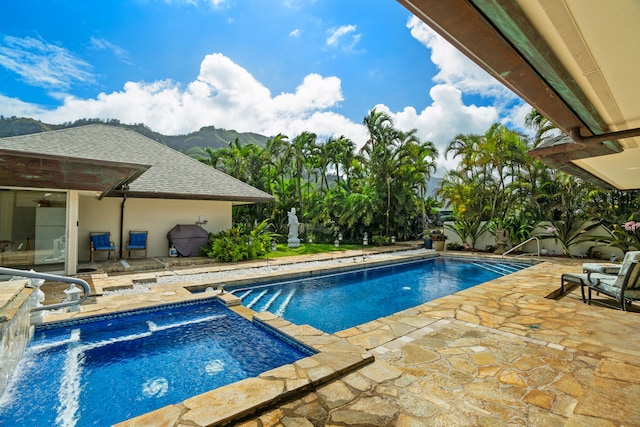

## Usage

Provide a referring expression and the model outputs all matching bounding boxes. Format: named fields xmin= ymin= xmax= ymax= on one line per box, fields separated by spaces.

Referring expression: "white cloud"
xmin=326 ymin=25 xmax=355 ymax=46
xmin=289 ymin=28 xmax=301 ymax=38
xmin=89 ymin=37 xmax=133 ymax=65
xmin=406 ymin=16 xmax=513 ymax=99
xmin=399 ymin=16 xmax=531 ymax=173
xmin=0 ymin=94 xmax=50 ymax=117
xmin=326 ymin=25 xmax=361 ymax=52
xmin=0 ymin=17 xmax=529 ymax=179
xmin=409 ymin=15 xmax=537 ymax=140
xmin=29 ymin=53 xmax=362 ymax=143
xmin=159 ymin=0 xmax=226 ymax=7
xmin=501 ymin=101 xmax=534 ymax=138
xmin=374 ymin=84 xmax=498 ymax=173
xmin=0 ymin=35 xmax=94 ymax=90
xmin=282 ymin=0 xmax=311 ymax=9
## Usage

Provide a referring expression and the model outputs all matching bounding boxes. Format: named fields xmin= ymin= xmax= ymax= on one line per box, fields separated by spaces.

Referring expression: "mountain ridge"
xmin=0 ymin=116 xmax=270 ymax=157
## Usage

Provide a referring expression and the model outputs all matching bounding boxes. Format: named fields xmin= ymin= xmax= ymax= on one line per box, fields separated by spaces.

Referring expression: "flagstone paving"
xmin=28 ymin=250 xmax=640 ymax=426
xmin=235 ymin=259 xmax=640 ymax=426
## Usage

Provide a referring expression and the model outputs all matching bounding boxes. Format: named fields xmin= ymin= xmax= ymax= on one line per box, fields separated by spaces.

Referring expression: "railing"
xmin=501 ymin=236 xmax=541 ymax=258
xmin=0 ymin=267 xmax=90 ymax=312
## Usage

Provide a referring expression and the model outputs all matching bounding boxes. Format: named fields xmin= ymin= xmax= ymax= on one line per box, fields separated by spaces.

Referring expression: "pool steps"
xmin=470 ymin=261 xmax=530 ymax=276
xmin=274 ymin=289 xmax=296 ymax=317
xmin=235 ymin=260 xmax=531 ymax=316
xmin=238 ymin=288 xmax=296 ymax=316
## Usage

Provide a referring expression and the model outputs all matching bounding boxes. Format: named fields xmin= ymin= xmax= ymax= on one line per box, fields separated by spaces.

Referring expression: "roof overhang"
xmin=398 ymin=0 xmax=640 ymax=190
xmin=0 ymin=149 xmax=150 ymax=198
xmin=107 ymin=189 xmax=275 ymax=204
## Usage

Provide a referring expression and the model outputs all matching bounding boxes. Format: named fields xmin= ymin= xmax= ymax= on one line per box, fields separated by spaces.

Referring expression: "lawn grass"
xmin=259 ymin=243 xmax=364 ymax=258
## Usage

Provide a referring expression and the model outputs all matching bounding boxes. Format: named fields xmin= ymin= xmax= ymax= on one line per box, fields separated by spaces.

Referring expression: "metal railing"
xmin=501 ymin=236 xmax=541 ymax=258
xmin=0 ymin=267 xmax=90 ymax=312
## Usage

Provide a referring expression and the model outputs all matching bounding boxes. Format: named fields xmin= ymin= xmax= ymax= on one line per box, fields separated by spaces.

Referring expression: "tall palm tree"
xmin=401 ymin=138 xmax=438 ymax=234
xmin=262 ymin=133 xmax=289 ymax=194
xmin=324 ymin=136 xmax=354 ymax=186
xmin=288 ymin=131 xmax=317 ymax=217
xmin=361 ymin=109 xmax=401 ymax=235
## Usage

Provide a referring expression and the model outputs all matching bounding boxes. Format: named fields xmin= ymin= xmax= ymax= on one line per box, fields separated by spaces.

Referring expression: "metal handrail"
xmin=501 ymin=236 xmax=541 ymax=258
xmin=0 ymin=267 xmax=90 ymax=312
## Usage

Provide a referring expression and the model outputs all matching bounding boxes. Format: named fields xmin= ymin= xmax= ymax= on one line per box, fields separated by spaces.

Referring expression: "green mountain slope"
xmin=0 ymin=116 xmax=270 ymax=156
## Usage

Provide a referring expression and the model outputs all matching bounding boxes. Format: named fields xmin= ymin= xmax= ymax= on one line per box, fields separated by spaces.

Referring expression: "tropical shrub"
xmin=444 ymin=220 xmax=489 ymax=249
xmin=372 ymin=235 xmax=391 ymax=246
xmin=604 ymin=216 xmax=640 ymax=252
xmin=446 ymin=242 xmax=465 ymax=251
xmin=206 ymin=220 xmax=276 ymax=262
xmin=501 ymin=215 xmax=537 ymax=245
xmin=536 ymin=220 xmax=603 ymax=256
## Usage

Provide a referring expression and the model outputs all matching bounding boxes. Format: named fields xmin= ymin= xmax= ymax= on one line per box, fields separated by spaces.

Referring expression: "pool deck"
xmin=19 ymin=247 xmax=640 ymax=426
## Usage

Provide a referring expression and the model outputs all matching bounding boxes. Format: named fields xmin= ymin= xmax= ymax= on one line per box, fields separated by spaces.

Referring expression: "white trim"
xmin=66 ymin=191 xmax=79 ymax=275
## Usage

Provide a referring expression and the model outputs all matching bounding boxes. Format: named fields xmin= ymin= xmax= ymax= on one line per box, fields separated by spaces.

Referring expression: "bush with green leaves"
xmin=206 ymin=219 xmax=276 ymax=262
xmin=372 ymin=235 xmax=391 ymax=246
xmin=444 ymin=219 xmax=488 ymax=249
xmin=602 ymin=215 xmax=640 ymax=252
xmin=446 ymin=242 xmax=465 ymax=251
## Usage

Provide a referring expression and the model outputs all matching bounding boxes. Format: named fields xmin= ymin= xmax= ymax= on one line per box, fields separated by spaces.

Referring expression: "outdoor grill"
xmin=166 ymin=224 xmax=208 ymax=257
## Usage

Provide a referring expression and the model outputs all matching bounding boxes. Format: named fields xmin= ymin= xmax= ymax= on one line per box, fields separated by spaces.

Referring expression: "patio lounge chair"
xmin=126 ymin=231 xmax=148 ymax=259
xmin=561 ymin=251 xmax=640 ymax=311
xmin=90 ymin=232 xmax=117 ymax=262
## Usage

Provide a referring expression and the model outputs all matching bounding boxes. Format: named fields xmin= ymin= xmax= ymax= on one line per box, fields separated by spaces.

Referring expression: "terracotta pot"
xmin=434 ymin=240 xmax=445 ymax=251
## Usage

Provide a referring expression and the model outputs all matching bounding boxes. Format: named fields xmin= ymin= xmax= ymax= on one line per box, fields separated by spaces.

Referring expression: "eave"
xmin=398 ymin=0 xmax=640 ymax=190
xmin=0 ymin=149 xmax=150 ymax=197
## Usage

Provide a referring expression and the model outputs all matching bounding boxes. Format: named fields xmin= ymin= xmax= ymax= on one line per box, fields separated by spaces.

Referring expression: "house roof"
xmin=399 ymin=0 xmax=640 ymax=190
xmin=0 ymin=124 xmax=274 ymax=203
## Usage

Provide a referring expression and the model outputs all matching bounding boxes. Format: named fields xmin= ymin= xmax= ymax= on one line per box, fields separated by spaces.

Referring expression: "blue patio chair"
xmin=561 ymin=251 xmax=640 ymax=311
xmin=90 ymin=232 xmax=116 ymax=262
xmin=126 ymin=231 xmax=148 ymax=259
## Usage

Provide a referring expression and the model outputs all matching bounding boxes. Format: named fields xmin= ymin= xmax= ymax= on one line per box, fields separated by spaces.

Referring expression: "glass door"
xmin=0 ymin=189 xmax=67 ymax=274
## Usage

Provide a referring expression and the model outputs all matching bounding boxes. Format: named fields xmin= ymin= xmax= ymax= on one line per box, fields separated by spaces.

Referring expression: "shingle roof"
xmin=0 ymin=124 xmax=274 ymax=203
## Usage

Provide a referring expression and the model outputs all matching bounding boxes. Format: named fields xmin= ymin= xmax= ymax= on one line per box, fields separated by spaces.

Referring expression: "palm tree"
xmin=361 ymin=109 xmax=399 ymax=235
xmin=538 ymin=172 xmax=601 ymax=255
xmin=324 ymin=135 xmax=355 ymax=186
xmin=262 ymin=133 xmax=288 ymax=194
xmin=402 ymin=139 xmax=438 ymax=235
xmin=198 ymin=146 xmax=225 ymax=169
xmin=525 ymin=109 xmax=557 ymax=147
xmin=288 ymin=131 xmax=317 ymax=217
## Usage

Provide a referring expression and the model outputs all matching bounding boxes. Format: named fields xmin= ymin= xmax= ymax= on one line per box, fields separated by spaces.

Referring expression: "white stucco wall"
xmin=443 ymin=220 xmax=623 ymax=259
xmin=79 ymin=196 xmax=232 ymax=261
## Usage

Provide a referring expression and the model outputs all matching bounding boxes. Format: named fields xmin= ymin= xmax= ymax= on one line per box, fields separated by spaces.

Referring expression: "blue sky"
xmin=0 ymin=0 xmax=530 ymax=172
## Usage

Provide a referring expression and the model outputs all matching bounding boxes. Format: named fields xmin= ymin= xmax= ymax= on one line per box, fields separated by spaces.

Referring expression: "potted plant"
xmin=429 ymin=229 xmax=447 ymax=251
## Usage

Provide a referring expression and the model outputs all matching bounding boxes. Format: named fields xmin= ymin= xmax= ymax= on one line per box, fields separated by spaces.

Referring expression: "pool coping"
xmin=16 ymin=251 xmax=640 ymax=425
xmin=33 ymin=251 xmax=541 ymax=426
xmin=115 ymin=253 xmax=539 ymax=426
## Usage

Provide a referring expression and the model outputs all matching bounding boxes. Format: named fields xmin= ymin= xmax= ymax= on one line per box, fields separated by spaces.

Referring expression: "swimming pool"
xmin=0 ymin=299 xmax=312 ymax=426
xmin=232 ymin=257 xmax=530 ymax=333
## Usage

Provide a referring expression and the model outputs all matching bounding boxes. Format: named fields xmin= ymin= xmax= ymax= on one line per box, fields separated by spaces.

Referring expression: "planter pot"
xmin=423 ymin=238 xmax=432 ymax=249
xmin=434 ymin=240 xmax=445 ymax=251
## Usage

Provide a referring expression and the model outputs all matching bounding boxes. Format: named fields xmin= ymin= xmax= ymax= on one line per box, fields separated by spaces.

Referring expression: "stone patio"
xmin=25 ymin=249 xmax=640 ymax=426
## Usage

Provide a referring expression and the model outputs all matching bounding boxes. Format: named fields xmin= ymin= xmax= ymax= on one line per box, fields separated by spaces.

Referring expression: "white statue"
xmin=287 ymin=208 xmax=300 ymax=248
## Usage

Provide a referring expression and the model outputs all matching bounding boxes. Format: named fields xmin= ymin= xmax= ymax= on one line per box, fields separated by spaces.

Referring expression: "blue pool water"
xmin=0 ymin=300 xmax=311 ymax=426
xmin=232 ymin=257 xmax=529 ymax=333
